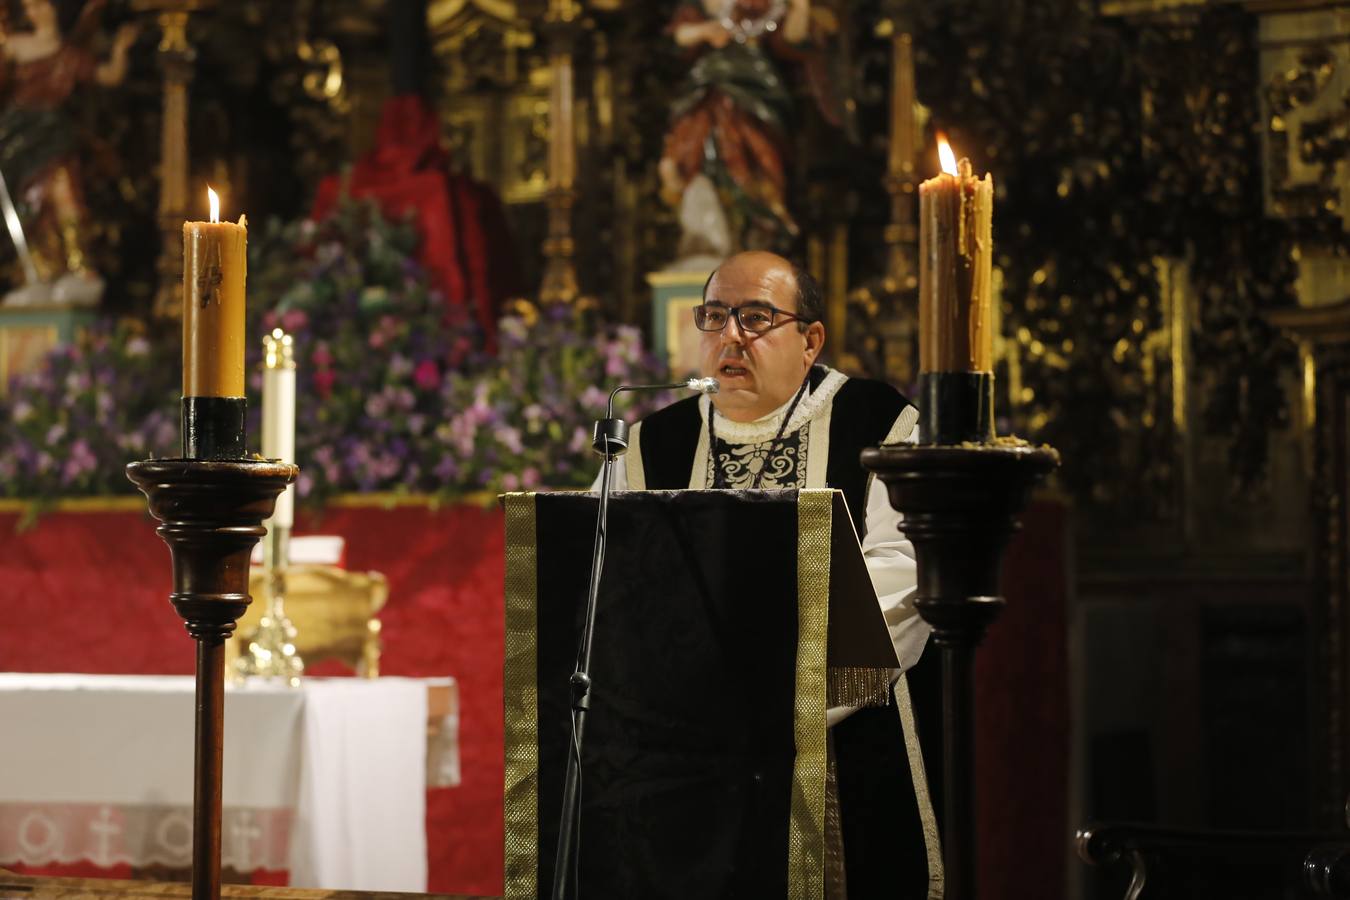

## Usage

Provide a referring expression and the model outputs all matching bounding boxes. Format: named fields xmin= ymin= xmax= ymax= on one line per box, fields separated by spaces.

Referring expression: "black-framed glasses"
xmin=693 ymin=302 xmax=812 ymax=335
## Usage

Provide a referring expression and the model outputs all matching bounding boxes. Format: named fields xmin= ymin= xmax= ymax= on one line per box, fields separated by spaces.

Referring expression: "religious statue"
xmin=0 ymin=0 xmax=137 ymax=307
xmin=658 ymin=0 xmax=844 ymax=263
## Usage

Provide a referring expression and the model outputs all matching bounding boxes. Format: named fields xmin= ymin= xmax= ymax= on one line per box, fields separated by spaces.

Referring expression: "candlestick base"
xmin=860 ymin=443 xmax=1059 ymax=900
xmin=126 ymin=457 xmax=297 ymax=900
xmin=918 ymin=372 xmax=995 ymax=445
xmin=182 ymin=396 xmax=247 ymax=460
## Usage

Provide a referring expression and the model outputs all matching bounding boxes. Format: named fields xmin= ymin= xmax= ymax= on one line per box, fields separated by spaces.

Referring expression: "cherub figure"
xmin=0 ymin=0 xmax=137 ymax=306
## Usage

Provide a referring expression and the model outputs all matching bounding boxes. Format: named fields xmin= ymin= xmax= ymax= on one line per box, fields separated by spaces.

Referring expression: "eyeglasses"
xmin=693 ymin=303 xmax=813 ymax=335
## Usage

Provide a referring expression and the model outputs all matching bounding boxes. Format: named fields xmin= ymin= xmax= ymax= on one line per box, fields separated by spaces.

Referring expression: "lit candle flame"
xmin=208 ymin=187 xmax=220 ymax=224
xmin=937 ymin=134 xmax=958 ymax=176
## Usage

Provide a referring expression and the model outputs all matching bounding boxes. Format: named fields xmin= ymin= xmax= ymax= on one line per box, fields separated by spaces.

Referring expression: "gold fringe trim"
xmin=789 ymin=489 xmax=831 ymax=898
xmin=827 ymin=666 xmax=893 ymax=709
xmin=502 ymin=492 xmax=539 ymax=900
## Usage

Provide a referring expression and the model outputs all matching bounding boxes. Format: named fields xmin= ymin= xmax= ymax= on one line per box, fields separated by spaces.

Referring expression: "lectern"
xmin=502 ymin=489 xmax=902 ymax=899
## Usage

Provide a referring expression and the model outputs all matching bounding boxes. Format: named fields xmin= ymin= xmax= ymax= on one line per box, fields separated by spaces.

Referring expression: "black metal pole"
xmin=550 ymin=432 xmax=620 ymax=900
xmin=549 ymin=382 xmax=699 ymax=898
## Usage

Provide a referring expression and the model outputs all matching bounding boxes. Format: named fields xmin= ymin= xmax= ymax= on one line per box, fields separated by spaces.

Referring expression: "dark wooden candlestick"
xmin=860 ymin=443 xmax=1058 ymax=900
xmin=126 ymin=459 xmax=297 ymax=900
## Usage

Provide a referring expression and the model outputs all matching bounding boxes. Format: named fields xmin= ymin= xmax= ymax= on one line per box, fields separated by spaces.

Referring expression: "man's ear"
xmin=803 ymin=321 xmax=825 ymax=364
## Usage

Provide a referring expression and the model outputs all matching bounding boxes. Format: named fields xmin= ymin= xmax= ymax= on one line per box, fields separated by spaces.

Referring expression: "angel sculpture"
xmin=658 ymin=0 xmax=848 ymax=262
xmin=0 ymin=0 xmax=137 ymax=306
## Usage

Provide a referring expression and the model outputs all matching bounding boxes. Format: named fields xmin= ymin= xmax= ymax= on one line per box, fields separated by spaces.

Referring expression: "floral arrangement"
xmin=0 ymin=199 xmax=671 ymax=513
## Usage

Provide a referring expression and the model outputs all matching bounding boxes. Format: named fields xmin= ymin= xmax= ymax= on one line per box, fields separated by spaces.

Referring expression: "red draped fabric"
xmin=310 ymin=95 xmax=519 ymax=345
xmin=0 ymin=499 xmax=505 ymax=898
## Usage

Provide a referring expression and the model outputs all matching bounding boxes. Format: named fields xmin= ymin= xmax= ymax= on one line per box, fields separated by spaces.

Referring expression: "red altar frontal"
xmin=0 ymin=495 xmax=505 ymax=898
xmin=0 ymin=492 xmax=1069 ymax=900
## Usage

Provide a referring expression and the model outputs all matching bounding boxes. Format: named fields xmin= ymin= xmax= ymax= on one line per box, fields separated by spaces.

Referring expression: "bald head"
xmin=697 ymin=252 xmax=826 ymax=423
xmin=703 ymin=252 xmax=824 ymax=331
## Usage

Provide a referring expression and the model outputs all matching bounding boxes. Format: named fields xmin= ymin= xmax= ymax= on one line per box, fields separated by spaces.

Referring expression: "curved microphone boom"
xmin=593 ymin=377 xmax=720 ymax=455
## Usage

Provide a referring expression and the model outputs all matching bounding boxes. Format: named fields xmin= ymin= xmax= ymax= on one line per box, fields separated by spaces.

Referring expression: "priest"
xmin=602 ymin=250 xmax=944 ymax=898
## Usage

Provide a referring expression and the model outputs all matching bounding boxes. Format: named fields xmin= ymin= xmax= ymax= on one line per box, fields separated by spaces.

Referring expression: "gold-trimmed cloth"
xmin=790 ymin=488 xmax=832 ymax=898
xmin=501 ymin=492 xmax=539 ymax=900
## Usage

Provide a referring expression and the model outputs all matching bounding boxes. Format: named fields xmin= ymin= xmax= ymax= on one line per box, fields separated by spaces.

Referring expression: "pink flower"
xmin=311 ymin=343 xmax=333 ymax=369
xmin=281 ymin=310 xmax=309 ymax=333
xmin=502 ymin=473 xmax=520 ymax=491
xmin=414 ymin=360 xmax=440 ymax=390
xmin=314 ymin=369 xmax=336 ymax=400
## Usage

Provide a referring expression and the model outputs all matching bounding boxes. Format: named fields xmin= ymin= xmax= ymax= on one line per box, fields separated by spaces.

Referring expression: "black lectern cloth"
xmin=504 ymin=490 xmax=830 ymax=899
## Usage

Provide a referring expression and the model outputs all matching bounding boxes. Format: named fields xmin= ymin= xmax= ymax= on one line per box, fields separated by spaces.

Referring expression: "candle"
xmin=262 ymin=329 xmax=297 ymax=529
xmin=181 ymin=188 xmax=248 ymax=459
xmin=919 ymin=137 xmax=994 ymax=373
xmin=917 ymin=135 xmax=995 ymax=443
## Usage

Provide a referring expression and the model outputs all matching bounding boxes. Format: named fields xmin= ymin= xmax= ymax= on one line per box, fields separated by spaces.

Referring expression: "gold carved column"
xmin=882 ymin=17 xmax=920 ymax=296
xmin=538 ymin=0 xmax=581 ymax=305
xmin=132 ymin=0 xmax=211 ymax=320
xmin=846 ymin=6 xmax=923 ymax=380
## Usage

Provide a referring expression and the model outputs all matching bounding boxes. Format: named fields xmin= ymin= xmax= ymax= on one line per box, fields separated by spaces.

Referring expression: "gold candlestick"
xmin=235 ymin=330 xmax=303 ymax=686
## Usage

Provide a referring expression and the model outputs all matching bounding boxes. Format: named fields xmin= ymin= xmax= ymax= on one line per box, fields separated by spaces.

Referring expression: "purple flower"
xmin=497 ymin=426 xmax=524 ymax=455
xmin=62 ymin=440 xmax=97 ymax=483
xmin=434 ymin=455 xmax=458 ymax=481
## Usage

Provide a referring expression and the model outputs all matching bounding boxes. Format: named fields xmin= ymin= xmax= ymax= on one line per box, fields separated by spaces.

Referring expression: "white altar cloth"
xmin=0 ymin=673 xmax=446 ymax=891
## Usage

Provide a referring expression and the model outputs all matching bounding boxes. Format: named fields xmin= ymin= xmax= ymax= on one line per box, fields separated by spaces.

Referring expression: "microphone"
xmin=685 ymin=376 xmax=720 ymax=394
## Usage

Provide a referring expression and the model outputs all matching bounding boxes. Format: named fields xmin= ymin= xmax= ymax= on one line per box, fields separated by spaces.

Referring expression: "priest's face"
xmin=699 ymin=252 xmax=824 ymax=423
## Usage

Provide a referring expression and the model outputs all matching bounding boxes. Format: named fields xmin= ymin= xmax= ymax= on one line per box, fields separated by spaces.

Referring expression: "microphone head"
xmin=686 ymin=377 xmax=720 ymax=394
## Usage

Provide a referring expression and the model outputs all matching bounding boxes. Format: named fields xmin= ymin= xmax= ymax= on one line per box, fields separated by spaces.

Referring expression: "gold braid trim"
xmin=789 ymin=489 xmax=831 ymax=898
xmin=502 ymin=493 xmax=539 ymax=900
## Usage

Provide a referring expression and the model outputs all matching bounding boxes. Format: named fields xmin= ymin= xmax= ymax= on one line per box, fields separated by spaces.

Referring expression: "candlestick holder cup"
xmin=860 ymin=442 xmax=1058 ymax=900
xmin=126 ymin=458 xmax=297 ymax=900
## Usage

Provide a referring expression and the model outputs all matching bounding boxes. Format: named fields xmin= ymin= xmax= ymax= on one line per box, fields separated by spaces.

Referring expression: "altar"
xmin=0 ymin=673 xmax=459 ymax=891
xmin=0 ymin=497 xmax=504 ymax=897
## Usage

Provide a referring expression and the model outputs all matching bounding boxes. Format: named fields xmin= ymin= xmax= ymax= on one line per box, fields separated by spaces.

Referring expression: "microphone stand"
xmin=550 ymin=380 xmax=711 ymax=900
